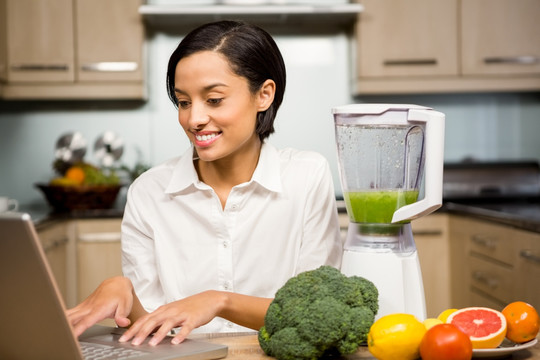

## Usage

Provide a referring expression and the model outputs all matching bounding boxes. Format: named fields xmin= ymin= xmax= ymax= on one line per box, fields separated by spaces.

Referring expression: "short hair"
xmin=166 ymin=20 xmax=286 ymax=141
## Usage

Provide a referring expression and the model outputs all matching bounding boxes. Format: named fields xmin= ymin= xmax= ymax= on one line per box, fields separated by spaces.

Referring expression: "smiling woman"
xmin=66 ymin=20 xmax=343 ymax=347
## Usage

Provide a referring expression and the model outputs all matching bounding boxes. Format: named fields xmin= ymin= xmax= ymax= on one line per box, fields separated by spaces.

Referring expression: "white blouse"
xmin=121 ymin=142 xmax=343 ymax=333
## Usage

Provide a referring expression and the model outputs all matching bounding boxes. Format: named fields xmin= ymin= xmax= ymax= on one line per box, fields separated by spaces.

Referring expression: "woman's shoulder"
xmin=129 ymin=156 xmax=182 ymax=189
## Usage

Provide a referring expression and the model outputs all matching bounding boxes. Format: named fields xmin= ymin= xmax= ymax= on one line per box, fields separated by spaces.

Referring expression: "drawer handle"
xmin=42 ymin=237 xmax=69 ymax=252
xmin=383 ymin=59 xmax=438 ymax=66
xmin=11 ymin=64 xmax=69 ymax=71
xmin=471 ymin=235 xmax=496 ymax=249
xmin=81 ymin=62 xmax=138 ymax=72
xmin=472 ymin=271 xmax=499 ymax=289
xmin=484 ymin=56 xmax=540 ymax=65
xmin=520 ymin=249 xmax=540 ymax=264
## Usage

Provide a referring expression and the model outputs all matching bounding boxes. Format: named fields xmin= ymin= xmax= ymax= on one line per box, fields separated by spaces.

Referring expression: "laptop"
xmin=0 ymin=212 xmax=228 ymax=360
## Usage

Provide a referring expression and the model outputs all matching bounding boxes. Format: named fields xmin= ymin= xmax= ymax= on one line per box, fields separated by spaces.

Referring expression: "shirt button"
xmin=223 ymin=282 xmax=230 ymax=290
xmin=222 ymin=241 xmax=228 ymax=248
xmin=230 ymin=203 xmax=238 ymax=210
xmin=226 ymin=322 xmax=234 ymax=328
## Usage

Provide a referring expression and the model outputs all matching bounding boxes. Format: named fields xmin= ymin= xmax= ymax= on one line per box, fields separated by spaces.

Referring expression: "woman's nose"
xmin=187 ymin=102 xmax=209 ymax=130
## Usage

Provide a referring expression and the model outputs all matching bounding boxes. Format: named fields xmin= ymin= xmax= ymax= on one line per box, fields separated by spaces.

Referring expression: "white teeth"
xmin=195 ymin=133 xmax=217 ymax=141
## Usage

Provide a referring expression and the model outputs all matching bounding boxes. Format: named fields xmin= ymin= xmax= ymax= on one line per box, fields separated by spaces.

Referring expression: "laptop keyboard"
xmin=80 ymin=341 xmax=149 ymax=360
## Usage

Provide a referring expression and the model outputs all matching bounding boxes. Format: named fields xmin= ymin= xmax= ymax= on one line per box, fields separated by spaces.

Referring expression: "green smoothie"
xmin=344 ymin=190 xmax=419 ymax=224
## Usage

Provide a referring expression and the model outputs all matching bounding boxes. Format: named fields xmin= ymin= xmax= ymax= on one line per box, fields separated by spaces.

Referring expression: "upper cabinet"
xmin=5 ymin=0 xmax=75 ymax=83
xmin=356 ymin=0 xmax=458 ymax=78
xmin=0 ymin=0 xmax=145 ymax=100
xmin=354 ymin=0 xmax=540 ymax=95
xmin=461 ymin=0 xmax=540 ymax=76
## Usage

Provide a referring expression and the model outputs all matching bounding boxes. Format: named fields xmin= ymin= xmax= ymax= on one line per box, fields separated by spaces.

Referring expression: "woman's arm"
xmin=118 ymin=291 xmax=272 ymax=346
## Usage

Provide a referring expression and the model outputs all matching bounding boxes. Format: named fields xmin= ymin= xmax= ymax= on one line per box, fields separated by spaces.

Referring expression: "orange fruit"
xmin=447 ymin=307 xmax=507 ymax=349
xmin=65 ymin=166 xmax=85 ymax=185
xmin=502 ymin=301 xmax=539 ymax=343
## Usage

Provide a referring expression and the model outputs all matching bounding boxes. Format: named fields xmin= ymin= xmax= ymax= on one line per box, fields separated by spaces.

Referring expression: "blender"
xmin=333 ymin=104 xmax=445 ymax=321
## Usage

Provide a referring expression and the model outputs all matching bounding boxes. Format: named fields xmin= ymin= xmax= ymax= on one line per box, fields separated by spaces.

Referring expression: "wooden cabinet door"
xmin=38 ymin=222 xmax=69 ymax=304
xmin=413 ymin=213 xmax=451 ymax=318
xmin=76 ymin=0 xmax=144 ymax=82
xmin=356 ymin=0 xmax=458 ymax=78
xmin=516 ymin=232 xmax=540 ymax=310
xmin=461 ymin=0 xmax=540 ymax=75
xmin=6 ymin=0 xmax=74 ymax=82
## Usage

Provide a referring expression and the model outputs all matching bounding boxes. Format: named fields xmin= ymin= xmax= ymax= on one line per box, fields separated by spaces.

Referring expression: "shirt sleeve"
xmin=295 ymin=155 xmax=343 ymax=274
xmin=121 ymin=182 xmax=166 ymax=312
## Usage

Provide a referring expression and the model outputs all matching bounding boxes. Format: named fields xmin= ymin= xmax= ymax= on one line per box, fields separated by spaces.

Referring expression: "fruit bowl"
xmin=35 ymin=183 xmax=122 ymax=212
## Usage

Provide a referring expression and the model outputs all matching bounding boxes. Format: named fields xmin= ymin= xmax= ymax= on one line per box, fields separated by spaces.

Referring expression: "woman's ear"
xmin=257 ymin=79 xmax=276 ymax=112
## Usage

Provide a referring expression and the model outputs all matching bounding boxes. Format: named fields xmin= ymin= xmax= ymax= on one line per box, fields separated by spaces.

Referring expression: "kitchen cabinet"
xmin=412 ymin=213 xmax=451 ymax=318
xmin=355 ymin=0 xmax=459 ymax=79
xmin=37 ymin=218 xmax=123 ymax=315
xmin=354 ymin=0 xmax=540 ymax=94
xmin=461 ymin=0 xmax=540 ymax=76
xmin=3 ymin=0 xmax=75 ymax=83
xmin=449 ymin=215 xmax=540 ymax=311
xmin=37 ymin=221 xmax=71 ymax=305
xmin=75 ymin=219 xmax=123 ymax=305
xmin=0 ymin=0 xmax=145 ymax=100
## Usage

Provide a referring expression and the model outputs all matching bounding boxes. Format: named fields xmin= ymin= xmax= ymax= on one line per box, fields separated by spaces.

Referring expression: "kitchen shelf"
xmin=139 ymin=3 xmax=363 ymax=30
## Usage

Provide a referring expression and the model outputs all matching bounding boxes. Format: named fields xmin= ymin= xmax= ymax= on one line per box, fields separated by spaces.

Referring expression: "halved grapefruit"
xmin=446 ymin=307 xmax=507 ymax=349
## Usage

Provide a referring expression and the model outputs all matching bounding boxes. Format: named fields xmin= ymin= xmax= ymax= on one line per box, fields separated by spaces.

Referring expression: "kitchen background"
xmin=1 ymin=0 xmax=540 ymax=208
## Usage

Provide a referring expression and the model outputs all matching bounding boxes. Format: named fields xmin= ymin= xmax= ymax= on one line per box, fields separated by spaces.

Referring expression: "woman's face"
xmin=174 ymin=51 xmax=272 ymax=163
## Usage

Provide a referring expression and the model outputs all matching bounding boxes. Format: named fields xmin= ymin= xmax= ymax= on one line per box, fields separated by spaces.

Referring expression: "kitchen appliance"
xmin=333 ymin=104 xmax=445 ymax=321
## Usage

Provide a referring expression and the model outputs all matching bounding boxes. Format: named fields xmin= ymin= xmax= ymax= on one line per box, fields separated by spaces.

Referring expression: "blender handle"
xmin=391 ymin=109 xmax=445 ymax=223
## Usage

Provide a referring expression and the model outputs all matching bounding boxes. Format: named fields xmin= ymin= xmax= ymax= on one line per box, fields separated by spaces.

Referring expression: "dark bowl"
xmin=35 ymin=183 xmax=122 ymax=212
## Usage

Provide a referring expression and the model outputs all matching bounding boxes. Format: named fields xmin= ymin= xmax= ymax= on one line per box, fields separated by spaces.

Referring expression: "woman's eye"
xmin=207 ymin=98 xmax=223 ymax=106
xmin=178 ymin=100 xmax=191 ymax=109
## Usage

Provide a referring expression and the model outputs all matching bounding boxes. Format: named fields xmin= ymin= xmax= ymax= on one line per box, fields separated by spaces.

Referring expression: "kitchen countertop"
xmin=195 ymin=332 xmax=540 ymax=359
xmin=444 ymin=201 xmax=540 ymax=233
xmin=19 ymin=202 xmax=124 ymax=229
xmin=25 ymin=197 xmax=540 ymax=234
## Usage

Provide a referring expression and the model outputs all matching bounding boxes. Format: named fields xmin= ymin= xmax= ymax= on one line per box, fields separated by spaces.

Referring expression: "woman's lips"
xmin=193 ymin=132 xmax=221 ymax=147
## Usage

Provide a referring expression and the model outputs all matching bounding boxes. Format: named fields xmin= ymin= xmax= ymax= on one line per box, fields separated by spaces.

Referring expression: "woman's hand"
xmin=119 ymin=290 xmax=228 ymax=346
xmin=66 ymin=276 xmax=135 ymax=337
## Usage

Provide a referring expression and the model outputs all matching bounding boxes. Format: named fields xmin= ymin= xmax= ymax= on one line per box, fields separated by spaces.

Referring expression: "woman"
xmin=67 ymin=20 xmax=342 ymax=346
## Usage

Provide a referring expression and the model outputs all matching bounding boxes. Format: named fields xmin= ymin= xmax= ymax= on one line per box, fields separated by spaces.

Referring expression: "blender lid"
xmin=332 ymin=103 xmax=432 ymax=115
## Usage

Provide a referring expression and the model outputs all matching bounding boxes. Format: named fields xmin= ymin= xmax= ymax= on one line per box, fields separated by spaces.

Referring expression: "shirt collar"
xmin=164 ymin=142 xmax=283 ymax=195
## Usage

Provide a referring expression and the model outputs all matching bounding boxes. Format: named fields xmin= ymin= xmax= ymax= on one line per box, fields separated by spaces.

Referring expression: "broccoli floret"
xmin=258 ymin=265 xmax=378 ymax=360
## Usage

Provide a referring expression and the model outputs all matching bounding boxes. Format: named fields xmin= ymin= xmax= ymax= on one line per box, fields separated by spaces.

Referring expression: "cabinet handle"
xmin=520 ymin=249 xmax=540 ymax=264
xmin=42 ymin=237 xmax=69 ymax=252
xmin=471 ymin=235 xmax=496 ymax=249
xmin=81 ymin=62 xmax=138 ymax=72
xmin=383 ymin=59 xmax=438 ymax=66
xmin=11 ymin=64 xmax=69 ymax=71
xmin=472 ymin=271 xmax=499 ymax=289
xmin=484 ymin=56 xmax=540 ymax=65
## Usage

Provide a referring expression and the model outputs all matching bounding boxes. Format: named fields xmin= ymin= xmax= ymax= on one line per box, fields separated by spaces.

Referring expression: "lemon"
xmin=437 ymin=308 xmax=458 ymax=323
xmin=368 ymin=313 xmax=426 ymax=360
xmin=423 ymin=318 xmax=443 ymax=330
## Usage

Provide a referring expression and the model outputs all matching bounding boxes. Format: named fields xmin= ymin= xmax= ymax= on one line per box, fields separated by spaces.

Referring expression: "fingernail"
xmin=118 ymin=336 xmax=127 ymax=343
xmin=171 ymin=338 xmax=180 ymax=345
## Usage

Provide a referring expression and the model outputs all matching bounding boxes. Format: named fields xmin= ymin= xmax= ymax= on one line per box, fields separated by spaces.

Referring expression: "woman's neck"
xmin=195 ymin=138 xmax=262 ymax=208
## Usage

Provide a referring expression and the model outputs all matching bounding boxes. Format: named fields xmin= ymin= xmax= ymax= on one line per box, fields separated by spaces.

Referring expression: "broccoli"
xmin=258 ymin=265 xmax=378 ymax=360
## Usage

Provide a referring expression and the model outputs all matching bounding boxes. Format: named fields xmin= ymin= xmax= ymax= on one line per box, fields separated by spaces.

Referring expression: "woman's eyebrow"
xmin=174 ymin=83 xmax=228 ymax=95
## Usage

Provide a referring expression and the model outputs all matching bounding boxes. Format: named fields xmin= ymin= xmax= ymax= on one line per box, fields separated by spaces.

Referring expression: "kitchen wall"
xmin=1 ymin=29 xmax=540 ymax=206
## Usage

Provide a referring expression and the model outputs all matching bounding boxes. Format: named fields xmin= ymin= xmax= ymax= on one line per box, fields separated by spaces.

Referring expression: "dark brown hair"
xmin=166 ymin=20 xmax=286 ymax=141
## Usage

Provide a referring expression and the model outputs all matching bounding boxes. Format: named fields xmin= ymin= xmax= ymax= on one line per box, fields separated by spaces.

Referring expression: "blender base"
xmin=341 ymin=249 xmax=427 ymax=321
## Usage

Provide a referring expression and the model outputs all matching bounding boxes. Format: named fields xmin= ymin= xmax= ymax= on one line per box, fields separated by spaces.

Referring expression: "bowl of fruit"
xmin=36 ymin=161 xmax=122 ymax=212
